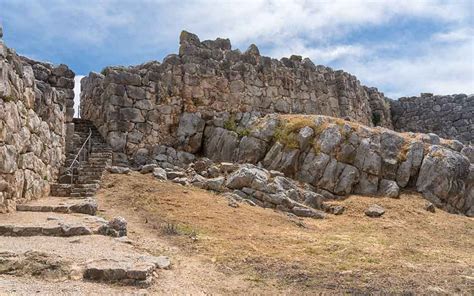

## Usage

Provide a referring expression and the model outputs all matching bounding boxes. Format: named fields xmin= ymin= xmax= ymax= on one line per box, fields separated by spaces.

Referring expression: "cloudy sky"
xmin=1 ymin=0 xmax=473 ymax=100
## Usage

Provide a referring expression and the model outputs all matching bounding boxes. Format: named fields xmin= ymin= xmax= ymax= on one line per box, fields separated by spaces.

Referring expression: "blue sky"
xmin=1 ymin=0 xmax=473 ymax=101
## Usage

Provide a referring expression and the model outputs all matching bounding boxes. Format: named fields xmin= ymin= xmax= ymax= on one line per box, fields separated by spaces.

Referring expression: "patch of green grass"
xmin=274 ymin=117 xmax=317 ymax=149
xmin=223 ymin=116 xmax=251 ymax=138
xmin=224 ymin=117 xmax=237 ymax=131
xmin=2 ymin=95 xmax=16 ymax=102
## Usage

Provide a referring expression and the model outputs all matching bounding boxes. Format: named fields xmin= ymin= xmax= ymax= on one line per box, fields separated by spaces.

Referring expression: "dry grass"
xmin=97 ymin=172 xmax=474 ymax=294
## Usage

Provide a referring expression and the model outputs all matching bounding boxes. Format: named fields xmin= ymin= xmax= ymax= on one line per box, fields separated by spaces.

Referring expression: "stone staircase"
xmin=50 ymin=118 xmax=112 ymax=198
xmin=0 ymin=118 xmax=170 ymax=287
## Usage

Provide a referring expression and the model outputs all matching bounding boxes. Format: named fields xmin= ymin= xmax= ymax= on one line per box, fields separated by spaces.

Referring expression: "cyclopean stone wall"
xmin=196 ymin=113 xmax=473 ymax=216
xmin=80 ymin=31 xmax=393 ymax=164
xmin=0 ymin=27 xmax=75 ymax=213
xmin=390 ymin=93 xmax=473 ymax=144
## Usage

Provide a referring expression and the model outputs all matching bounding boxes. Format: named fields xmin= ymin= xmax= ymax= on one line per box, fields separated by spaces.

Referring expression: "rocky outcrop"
xmin=196 ymin=113 xmax=473 ymax=216
xmin=0 ymin=27 xmax=75 ymax=212
xmin=80 ymin=31 xmax=393 ymax=165
xmin=390 ymin=93 xmax=473 ymax=144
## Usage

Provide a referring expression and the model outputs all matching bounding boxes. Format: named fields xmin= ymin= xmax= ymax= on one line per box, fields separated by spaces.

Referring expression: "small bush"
xmin=223 ymin=117 xmax=237 ymax=131
xmin=237 ymin=128 xmax=250 ymax=137
xmin=161 ymin=222 xmax=179 ymax=235
xmin=372 ymin=112 xmax=381 ymax=126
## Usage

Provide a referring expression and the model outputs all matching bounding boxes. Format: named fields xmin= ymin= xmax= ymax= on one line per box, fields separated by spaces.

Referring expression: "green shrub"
xmin=372 ymin=112 xmax=381 ymax=126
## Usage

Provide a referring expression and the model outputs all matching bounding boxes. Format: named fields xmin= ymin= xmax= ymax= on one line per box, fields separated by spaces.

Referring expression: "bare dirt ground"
xmin=92 ymin=171 xmax=474 ymax=295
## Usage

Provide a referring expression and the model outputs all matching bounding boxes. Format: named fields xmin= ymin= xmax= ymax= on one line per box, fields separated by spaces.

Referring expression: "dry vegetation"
xmin=97 ymin=172 xmax=474 ymax=295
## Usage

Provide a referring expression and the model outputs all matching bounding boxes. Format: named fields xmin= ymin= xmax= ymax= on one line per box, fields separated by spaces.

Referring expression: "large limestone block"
xmin=177 ymin=112 xmax=205 ymax=153
xmin=297 ymin=152 xmax=330 ymax=185
xmin=203 ymin=126 xmax=239 ymax=162
xmin=236 ymin=136 xmax=268 ymax=164
xmin=416 ymin=146 xmax=471 ymax=213
xmin=225 ymin=164 xmax=269 ymax=190
xmin=0 ymin=145 xmax=17 ymax=173
xmin=119 ymin=108 xmax=145 ymax=123
xmin=396 ymin=141 xmax=424 ymax=188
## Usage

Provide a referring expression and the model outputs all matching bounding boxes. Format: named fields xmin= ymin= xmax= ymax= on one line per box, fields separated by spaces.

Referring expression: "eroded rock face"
xmin=0 ymin=32 xmax=74 ymax=213
xmin=199 ymin=114 xmax=473 ymax=215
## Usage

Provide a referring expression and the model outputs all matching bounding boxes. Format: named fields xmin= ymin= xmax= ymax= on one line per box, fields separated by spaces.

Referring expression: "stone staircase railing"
xmin=50 ymin=119 xmax=112 ymax=198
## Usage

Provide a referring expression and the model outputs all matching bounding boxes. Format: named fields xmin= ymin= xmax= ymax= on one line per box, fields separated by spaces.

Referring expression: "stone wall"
xmin=390 ymin=93 xmax=473 ymax=144
xmin=81 ymin=31 xmax=393 ymax=164
xmin=0 ymin=28 xmax=75 ymax=212
xmin=196 ymin=113 xmax=473 ymax=216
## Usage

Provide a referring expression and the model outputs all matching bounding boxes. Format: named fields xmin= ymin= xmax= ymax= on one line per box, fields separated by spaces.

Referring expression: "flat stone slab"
xmin=84 ymin=259 xmax=155 ymax=284
xmin=0 ymin=212 xmax=108 ymax=237
xmin=16 ymin=197 xmax=97 ymax=215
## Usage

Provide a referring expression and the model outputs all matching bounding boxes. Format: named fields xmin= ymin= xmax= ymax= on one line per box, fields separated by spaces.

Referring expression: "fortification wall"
xmin=81 ymin=31 xmax=392 ymax=164
xmin=0 ymin=28 xmax=75 ymax=212
xmin=390 ymin=93 xmax=473 ymax=144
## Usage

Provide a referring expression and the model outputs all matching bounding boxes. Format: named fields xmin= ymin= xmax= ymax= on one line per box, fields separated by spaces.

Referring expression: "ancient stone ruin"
xmin=77 ymin=31 xmax=473 ymax=216
xmin=0 ymin=31 xmax=75 ymax=213
xmin=0 ymin=24 xmax=473 ymax=288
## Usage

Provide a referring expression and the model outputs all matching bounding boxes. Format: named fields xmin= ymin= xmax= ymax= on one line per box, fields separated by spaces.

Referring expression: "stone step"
xmin=0 ymin=213 xmax=104 ymax=237
xmin=0 ymin=212 xmax=126 ymax=238
xmin=83 ymin=256 xmax=171 ymax=285
xmin=83 ymin=259 xmax=155 ymax=286
xmin=16 ymin=197 xmax=97 ymax=215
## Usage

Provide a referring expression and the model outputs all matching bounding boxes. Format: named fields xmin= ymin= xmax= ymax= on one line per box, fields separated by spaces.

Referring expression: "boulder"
xmin=225 ymin=164 xmax=269 ymax=190
xmin=303 ymin=191 xmax=324 ymax=209
xmin=140 ymin=164 xmax=157 ymax=174
xmin=416 ymin=146 xmax=470 ymax=214
xmin=177 ymin=112 xmax=205 ymax=153
xmin=297 ymin=126 xmax=314 ymax=150
xmin=378 ymin=179 xmax=400 ymax=198
xmin=365 ymin=204 xmax=385 ymax=217
xmin=396 ymin=141 xmax=424 ymax=188
xmin=107 ymin=166 xmax=130 ymax=174
xmin=424 ymin=202 xmax=436 ymax=213
xmin=319 ymin=125 xmax=342 ymax=154
xmin=108 ymin=217 xmax=127 ymax=237
xmin=69 ymin=200 xmax=98 ymax=215
xmin=167 ymin=171 xmax=186 ymax=180
xmin=152 ymin=167 xmax=167 ymax=180
xmin=205 ymin=177 xmax=225 ymax=192
xmin=292 ymin=206 xmax=326 ymax=219
xmin=236 ymin=136 xmax=268 ymax=163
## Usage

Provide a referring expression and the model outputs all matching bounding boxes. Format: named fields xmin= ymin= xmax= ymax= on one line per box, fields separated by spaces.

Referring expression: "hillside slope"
xmin=94 ymin=172 xmax=473 ymax=295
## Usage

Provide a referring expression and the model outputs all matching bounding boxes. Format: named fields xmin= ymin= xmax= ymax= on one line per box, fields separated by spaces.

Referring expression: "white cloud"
xmin=344 ymin=40 xmax=474 ymax=98
xmin=432 ymin=28 xmax=474 ymax=42
xmin=269 ymin=41 xmax=368 ymax=65
xmin=73 ymin=75 xmax=84 ymax=117
xmin=3 ymin=0 xmax=473 ymax=98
